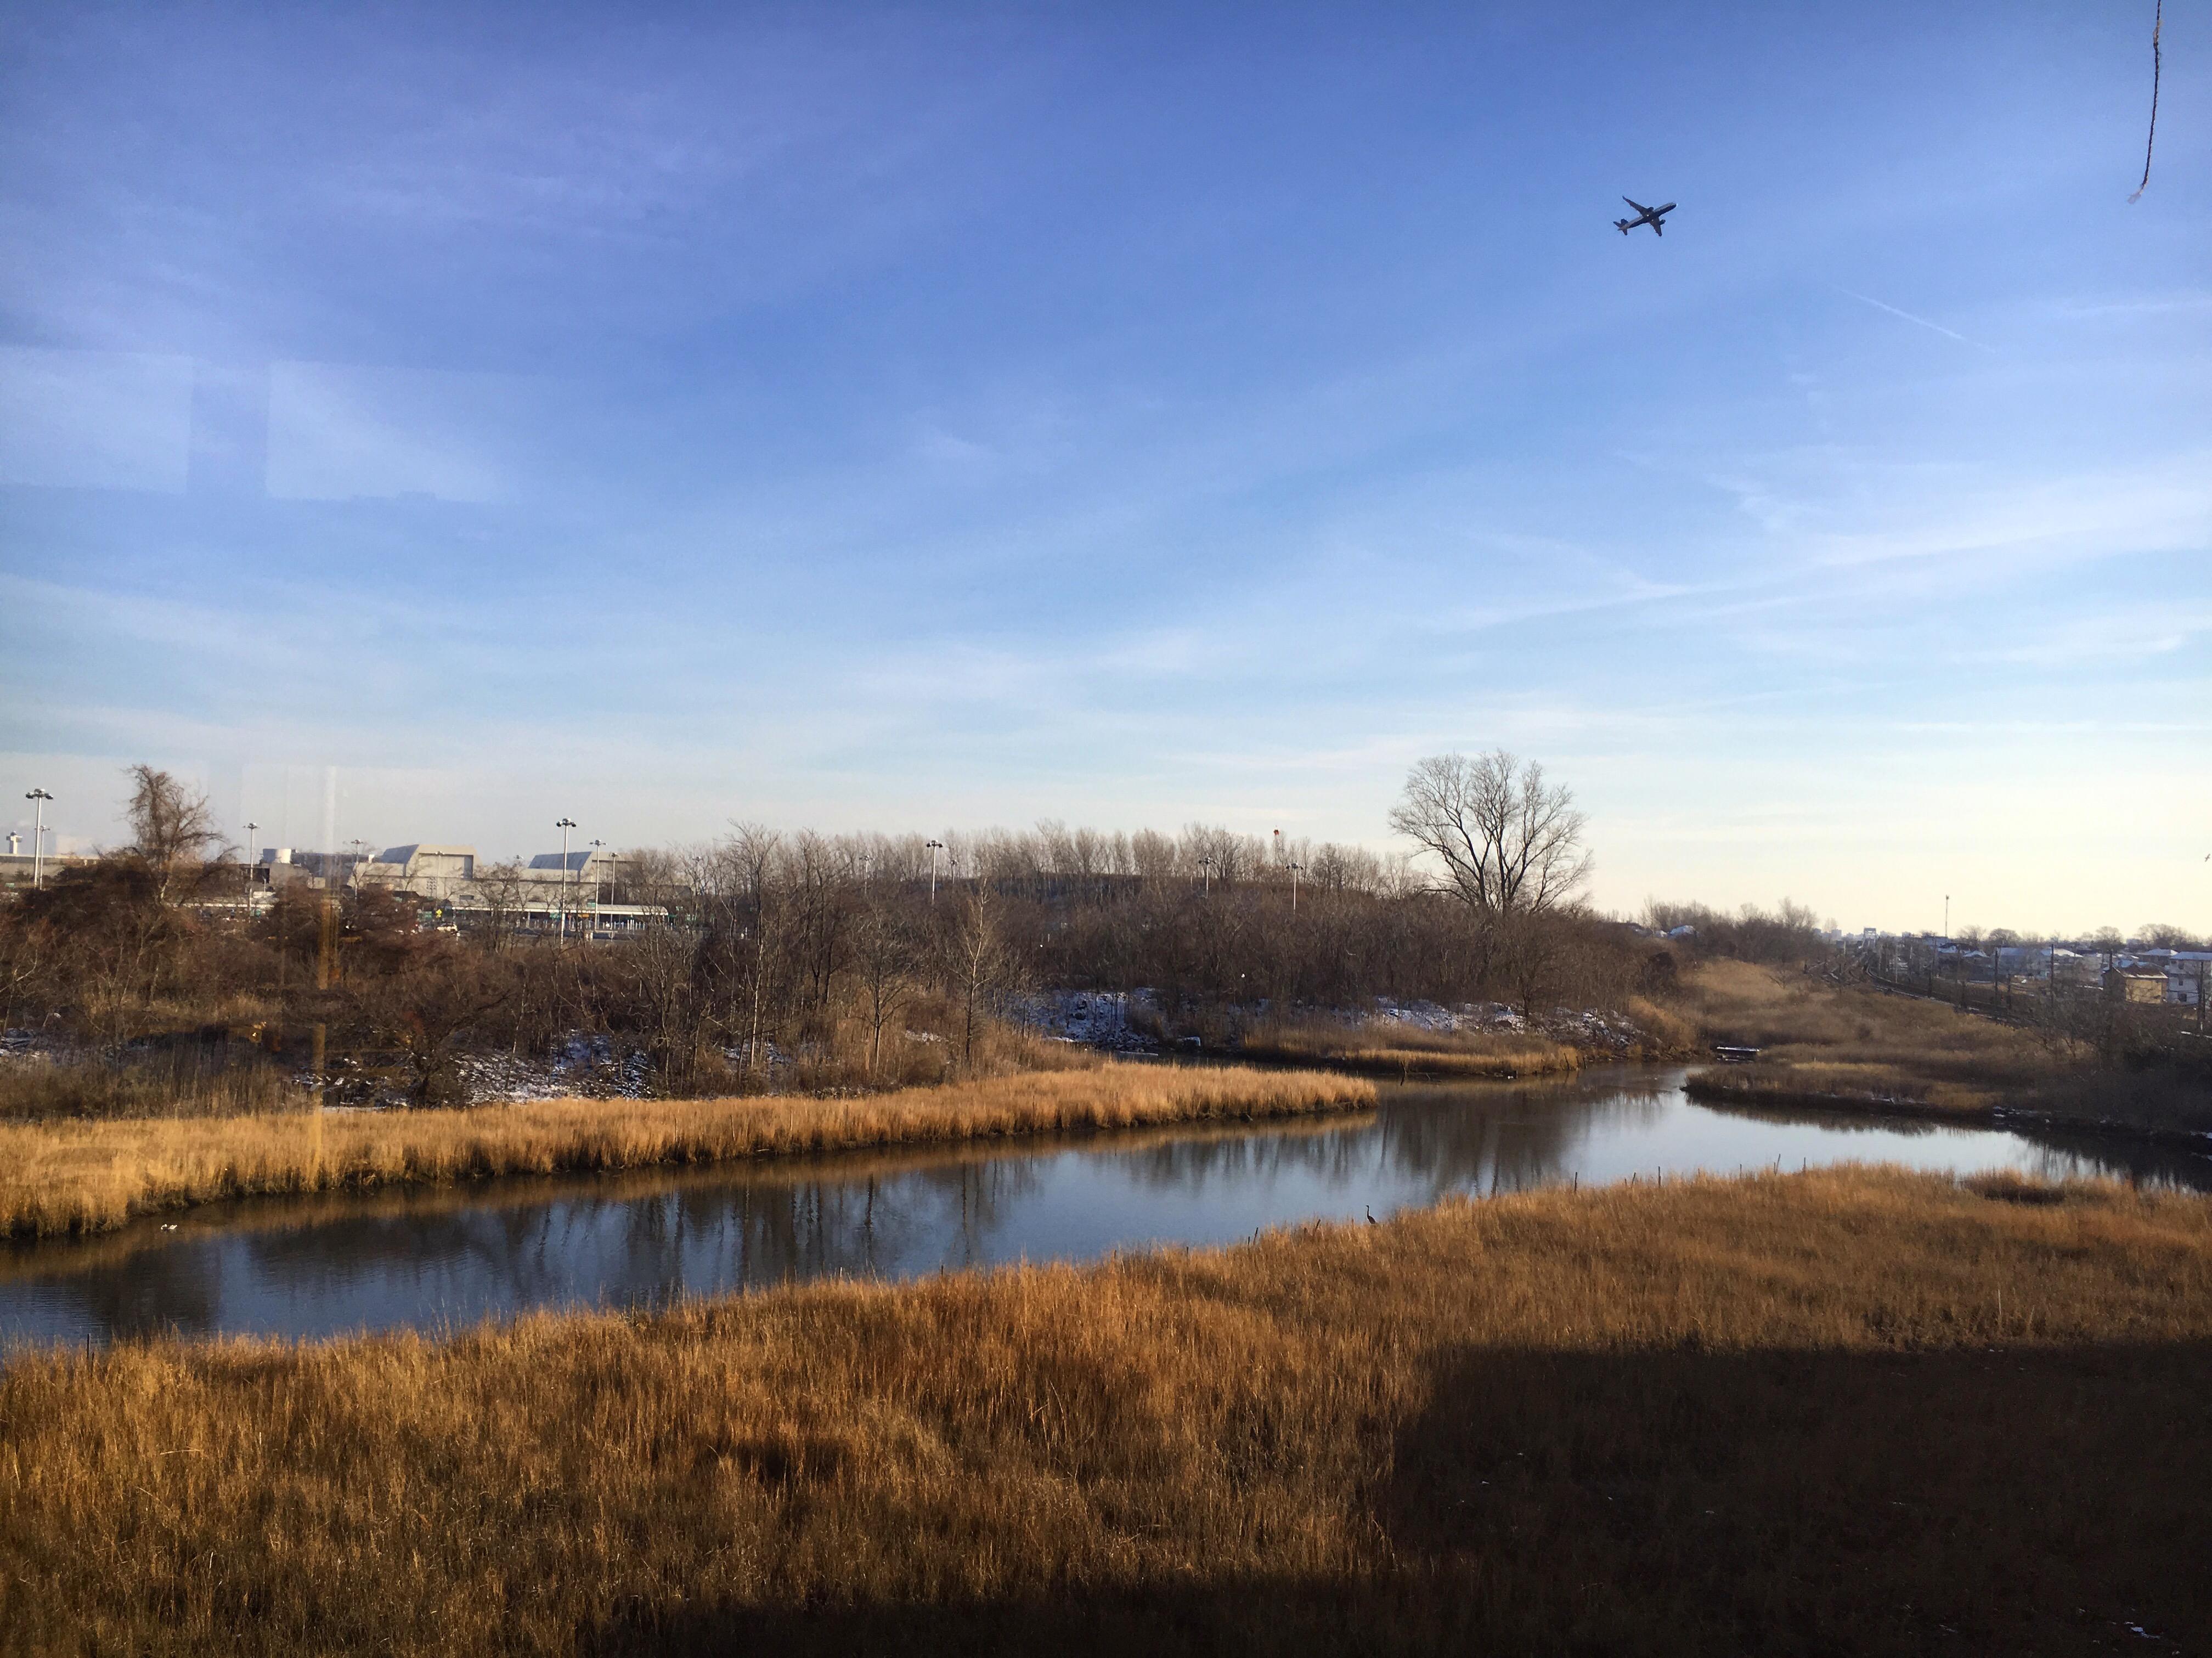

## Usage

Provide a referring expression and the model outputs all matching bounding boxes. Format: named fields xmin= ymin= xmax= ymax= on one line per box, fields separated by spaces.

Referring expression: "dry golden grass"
xmin=1237 ymin=1018 xmax=1581 ymax=1079
xmin=1680 ymin=961 xmax=2212 ymax=1135
xmin=4 ymin=1166 xmax=2209 ymax=1655
xmin=0 ymin=1064 xmax=1375 ymax=1240
xmin=1686 ymin=1059 xmax=1999 ymax=1119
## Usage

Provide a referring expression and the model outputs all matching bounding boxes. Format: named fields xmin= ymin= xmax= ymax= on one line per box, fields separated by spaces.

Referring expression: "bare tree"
xmin=724 ymin=824 xmax=783 ymax=1079
xmin=849 ymin=896 xmax=918 ymax=1080
xmin=944 ymin=886 xmax=1014 ymax=1068
xmin=123 ymin=765 xmax=227 ymax=908
xmin=1387 ymin=751 xmax=1592 ymax=920
xmin=472 ymin=860 xmax=528 ymax=952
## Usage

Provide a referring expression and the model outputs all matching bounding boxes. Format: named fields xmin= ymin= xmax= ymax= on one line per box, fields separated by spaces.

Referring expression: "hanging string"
xmin=2129 ymin=0 xmax=2163 ymax=202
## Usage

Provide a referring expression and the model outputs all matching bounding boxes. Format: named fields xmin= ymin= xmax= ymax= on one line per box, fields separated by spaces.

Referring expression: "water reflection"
xmin=4 ymin=1067 xmax=2205 ymax=1349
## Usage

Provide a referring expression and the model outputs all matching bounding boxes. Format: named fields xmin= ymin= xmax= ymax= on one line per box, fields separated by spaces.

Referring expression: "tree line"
xmin=2 ymin=754 xmax=1720 ymax=1115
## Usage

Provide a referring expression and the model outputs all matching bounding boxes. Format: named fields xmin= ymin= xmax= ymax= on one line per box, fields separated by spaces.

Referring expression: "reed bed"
xmin=1237 ymin=1018 xmax=1582 ymax=1079
xmin=0 ymin=1064 xmax=1376 ymax=1239
xmin=1683 ymin=961 xmax=2212 ymax=1136
xmin=1685 ymin=1059 xmax=1997 ymax=1119
xmin=3 ymin=1168 xmax=2209 ymax=1655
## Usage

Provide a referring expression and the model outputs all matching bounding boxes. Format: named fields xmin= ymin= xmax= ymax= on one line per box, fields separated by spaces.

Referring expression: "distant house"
xmin=2104 ymin=968 xmax=2169 ymax=1005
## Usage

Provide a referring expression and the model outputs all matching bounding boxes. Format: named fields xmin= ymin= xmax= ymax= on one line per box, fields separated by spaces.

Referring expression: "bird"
xmin=1365 ymin=1206 xmax=1377 ymax=1225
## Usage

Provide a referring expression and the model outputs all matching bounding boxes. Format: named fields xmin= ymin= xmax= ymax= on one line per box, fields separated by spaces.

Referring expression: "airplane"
xmin=1615 ymin=196 xmax=1675 ymax=236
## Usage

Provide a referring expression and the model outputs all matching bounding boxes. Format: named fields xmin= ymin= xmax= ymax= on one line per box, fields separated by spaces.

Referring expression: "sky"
xmin=1 ymin=1 xmax=2207 ymax=935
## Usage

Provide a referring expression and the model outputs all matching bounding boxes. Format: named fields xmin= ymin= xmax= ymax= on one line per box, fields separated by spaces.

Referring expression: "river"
xmin=3 ymin=1065 xmax=2205 ymax=1347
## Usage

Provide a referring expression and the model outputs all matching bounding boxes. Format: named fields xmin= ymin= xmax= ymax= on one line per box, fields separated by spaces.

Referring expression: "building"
xmin=2130 ymin=949 xmax=2211 ymax=1007
xmin=2104 ymin=968 xmax=2169 ymax=1005
xmin=526 ymin=848 xmax=620 ymax=903
xmin=252 ymin=848 xmax=328 ymax=891
xmin=358 ymin=844 xmax=479 ymax=900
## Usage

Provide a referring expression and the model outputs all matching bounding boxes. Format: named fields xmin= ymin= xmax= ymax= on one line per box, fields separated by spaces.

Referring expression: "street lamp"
xmin=1199 ymin=854 xmax=1217 ymax=895
xmin=24 ymin=789 xmax=51 ymax=889
xmin=246 ymin=821 xmax=259 ymax=910
xmin=926 ymin=839 xmax=945 ymax=903
xmin=1287 ymin=861 xmax=1304 ymax=915
xmin=556 ymin=817 xmax=577 ymax=939
xmin=589 ymin=839 xmax=605 ymax=907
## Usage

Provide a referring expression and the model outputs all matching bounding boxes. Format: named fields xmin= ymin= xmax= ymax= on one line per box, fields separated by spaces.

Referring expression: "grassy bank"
xmin=1234 ymin=1017 xmax=1583 ymax=1079
xmin=1686 ymin=1059 xmax=1999 ymax=1120
xmin=4 ymin=1168 xmax=2209 ymax=1655
xmin=1682 ymin=959 xmax=2212 ymax=1140
xmin=0 ymin=1064 xmax=1376 ymax=1240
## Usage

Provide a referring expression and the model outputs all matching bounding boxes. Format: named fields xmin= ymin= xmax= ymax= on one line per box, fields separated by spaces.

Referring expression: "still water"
xmin=4 ymin=1066 xmax=2205 ymax=1348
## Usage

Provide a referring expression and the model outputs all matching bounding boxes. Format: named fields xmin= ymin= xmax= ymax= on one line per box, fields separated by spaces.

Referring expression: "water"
xmin=3 ymin=1066 xmax=2204 ymax=1349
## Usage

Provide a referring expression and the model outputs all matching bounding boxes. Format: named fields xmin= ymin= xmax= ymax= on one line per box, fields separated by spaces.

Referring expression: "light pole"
xmin=556 ymin=817 xmax=577 ymax=939
xmin=589 ymin=839 xmax=605 ymax=907
xmin=926 ymin=839 xmax=944 ymax=903
xmin=1288 ymin=861 xmax=1304 ymax=915
xmin=1199 ymin=854 xmax=1217 ymax=895
xmin=24 ymin=789 xmax=50 ymax=889
xmin=246 ymin=821 xmax=259 ymax=911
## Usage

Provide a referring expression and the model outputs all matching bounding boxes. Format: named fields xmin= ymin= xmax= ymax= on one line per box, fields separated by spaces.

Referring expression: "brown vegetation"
xmin=4 ymin=1167 xmax=2209 ymax=1654
xmin=1234 ymin=1017 xmax=1583 ymax=1079
xmin=0 ymin=767 xmax=1680 ymax=1120
xmin=1681 ymin=960 xmax=2212 ymax=1137
xmin=0 ymin=1063 xmax=1375 ymax=1239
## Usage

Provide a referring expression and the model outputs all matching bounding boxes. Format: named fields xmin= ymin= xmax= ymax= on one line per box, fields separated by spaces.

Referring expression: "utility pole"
xmin=24 ymin=789 xmax=51 ymax=889
xmin=926 ymin=839 xmax=944 ymax=903
xmin=556 ymin=818 xmax=577 ymax=939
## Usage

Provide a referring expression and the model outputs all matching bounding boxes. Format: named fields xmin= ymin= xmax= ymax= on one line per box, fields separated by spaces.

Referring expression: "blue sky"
xmin=2 ymin=2 xmax=2207 ymax=933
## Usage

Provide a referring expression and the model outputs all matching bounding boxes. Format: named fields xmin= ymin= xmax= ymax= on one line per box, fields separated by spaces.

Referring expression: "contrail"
xmin=1835 ymin=287 xmax=1994 ymax=351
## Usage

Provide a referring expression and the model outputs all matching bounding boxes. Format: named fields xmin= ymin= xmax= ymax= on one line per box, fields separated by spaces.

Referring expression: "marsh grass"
xmin=1236 ymin=1017 xmax=1582 ymax=1079
xmin=4 ymin=1167 xmax=2209 ymax=1655
xmin=0 ymin=1047 xmax=307 ymax=1124
xmin=0 ymin=1064 xmax=1376 ymax=1239
xmin=1686 ymin=1060 xmax=1998 ymax=1119
xmin=1682 ymin=961 xmax=2212 ymax=1136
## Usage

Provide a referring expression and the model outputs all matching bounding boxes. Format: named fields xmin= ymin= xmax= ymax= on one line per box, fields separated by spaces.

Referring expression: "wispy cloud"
xmin=1834 ymin=287 xmax=1995 ymax=351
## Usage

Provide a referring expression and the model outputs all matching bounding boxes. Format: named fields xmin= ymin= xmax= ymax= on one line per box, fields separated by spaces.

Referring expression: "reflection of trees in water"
xmin=2008 ymin=1133 xmax=2211 ymax=1193
xmin=1688 ymin=1095 xmax=2212 ymax=1193
xmin=226 ymin=1155 xmax=1054 ymax=1316
xmin=1099 ymin=1074 xmax=1680 ymax=1206
xmin=6 ymin=1240 xmax=226 ymax=1343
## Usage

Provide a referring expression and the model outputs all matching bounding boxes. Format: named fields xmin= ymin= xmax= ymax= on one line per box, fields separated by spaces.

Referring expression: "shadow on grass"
xmin=582 ymin=1339 xmax=2211 ymax=1657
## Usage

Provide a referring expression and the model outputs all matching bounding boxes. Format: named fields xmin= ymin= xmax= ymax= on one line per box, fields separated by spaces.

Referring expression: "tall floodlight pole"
xmin=556 ymin=818 xmax=577 ymax=940
xmin=589 ymin=839 xmax=605 ymax=907
xmin=926 ymin=839 xmax=944 ymax=903
xmin=246 ymin=821 xmax=259 ymax=911
xmin=1288 ymin=861 xmax=1304 ymax=915
xmin=1199 ymin=855 xmax=1216 ymax=895
xmin=24 ymin=789 xmax=51 ymax=889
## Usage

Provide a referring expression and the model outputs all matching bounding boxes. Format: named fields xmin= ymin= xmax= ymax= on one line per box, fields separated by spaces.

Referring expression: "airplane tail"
xmin=1614 ymin=219 xmax=1631 ymax=233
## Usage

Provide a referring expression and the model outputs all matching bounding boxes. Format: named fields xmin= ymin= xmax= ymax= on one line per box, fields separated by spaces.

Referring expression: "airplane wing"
xmin=1622 ymin=197 xmax=1651 ymax=215
xmin=1652 ymin=219 xmax=1662 ymax=236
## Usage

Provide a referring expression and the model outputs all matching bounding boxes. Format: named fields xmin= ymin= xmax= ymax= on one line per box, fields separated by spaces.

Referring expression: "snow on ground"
xmin=1014 ymin=992 xmax=1660 ymax=1056
xmin=1012 ymin=990 xmax=1162 ymax=1052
